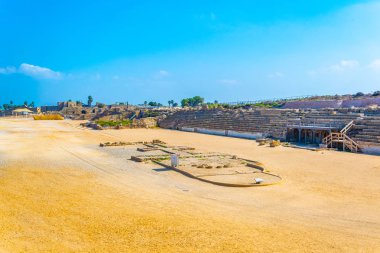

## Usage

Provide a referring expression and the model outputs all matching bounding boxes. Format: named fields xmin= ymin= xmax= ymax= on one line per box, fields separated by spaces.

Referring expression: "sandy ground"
xmin=0 ymin=118 xmax=379 ymax=252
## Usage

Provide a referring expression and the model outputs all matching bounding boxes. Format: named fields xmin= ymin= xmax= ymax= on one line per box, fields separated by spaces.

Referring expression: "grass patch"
xmin=95 ymin=119 xmax=132 ymax=127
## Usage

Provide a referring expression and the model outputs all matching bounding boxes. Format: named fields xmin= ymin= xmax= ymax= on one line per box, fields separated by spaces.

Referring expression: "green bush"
xmin=96 ymin=119 xmax=132 ymax=127
xmin=143 ymin=111 xmax=160 ymax=118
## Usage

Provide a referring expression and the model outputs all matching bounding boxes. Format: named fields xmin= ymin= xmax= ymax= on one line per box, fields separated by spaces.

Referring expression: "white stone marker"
xmin=171 ymin=155 xmax=179 ymax=167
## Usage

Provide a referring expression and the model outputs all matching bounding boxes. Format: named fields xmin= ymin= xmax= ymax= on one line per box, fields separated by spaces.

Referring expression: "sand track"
xmin=0 ymin=118 xmax=379 ymax=252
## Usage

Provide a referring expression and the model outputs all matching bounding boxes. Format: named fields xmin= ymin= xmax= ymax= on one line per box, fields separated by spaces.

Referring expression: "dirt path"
xmin=0 ymin=118 xmax=379 ymax=252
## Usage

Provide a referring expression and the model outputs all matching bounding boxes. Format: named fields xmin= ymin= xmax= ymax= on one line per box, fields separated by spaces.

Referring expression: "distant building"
xmin=40 ymin=105 xmax=59 ymax=112
xmin=12 ymin=108 xmax=34 ymax=116
xmin=57 ymin=101 xmax=78 ymax=110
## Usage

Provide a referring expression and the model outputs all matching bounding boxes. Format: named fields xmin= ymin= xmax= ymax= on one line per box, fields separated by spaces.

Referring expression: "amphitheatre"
xmin=0 ymin=95 xmax=380 ymax=252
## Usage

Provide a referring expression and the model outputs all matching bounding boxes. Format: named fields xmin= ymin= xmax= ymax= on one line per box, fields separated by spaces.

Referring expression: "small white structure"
xmin=254 ymin=178 xmax=264 ymax=184
xmin=171 ymin=155 xmax=179 ymax=167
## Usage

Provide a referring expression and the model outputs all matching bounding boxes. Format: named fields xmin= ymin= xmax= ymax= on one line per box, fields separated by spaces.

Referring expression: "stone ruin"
xmin=99 ymin=140 xmax=282 ymax=187
xmin=158 ymin=108 xmax=380 ymax=155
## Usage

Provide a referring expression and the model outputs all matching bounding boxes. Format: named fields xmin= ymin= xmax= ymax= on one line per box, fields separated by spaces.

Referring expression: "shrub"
xmin=95 ymin=119 xmax=132 ymax=127
xmin=258 ymin=140 xmax=267 ymax=146
xmin=353 ymin=92 xmax=364 ymax=97
xmin=143 ymin=111 xmax=159 ymax=118
xmin=372 ymin=91 xmax=380 ymax=97
xmin=269 ymin=140 xmax=281 ymax=147
xmin=33 ymin=114 xmax=64 ymax=120
xmin=253 ymin=102 xmax=283 ymax=108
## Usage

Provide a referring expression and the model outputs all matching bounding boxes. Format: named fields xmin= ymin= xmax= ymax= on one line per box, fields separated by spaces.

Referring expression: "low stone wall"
xmin=226 ymin=130 xmax=264 ymax=139
xmin=178 ymin=127 xmax=265 ymax=140
xmin=195 ymin=128 xmax=226 ymax=136
xmin=361 ymin=146 xmax=380 ymax=155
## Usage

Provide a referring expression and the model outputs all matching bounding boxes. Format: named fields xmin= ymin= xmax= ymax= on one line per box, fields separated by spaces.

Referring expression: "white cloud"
xmin=158 ymin=70 xmax=169 ymax=76
xmin=154 ymin=70 xmax=170 ymax=79
xmin=307 ymin=70 xmax=318 ymax=77
xmin=268 ymin=72 xmax=284 ymax=79
xmin=329 ymin=60 xmax=359 ymax=72
xmin=19 ymin=63 xmax=62 ymax=79
xmin=0 ymin=66 xmax=17 ymax=74
xmin=95 ymin=73 xmax=101 ymax=80
xmin=219 ymin=79 xmax=238 ymax=86
xmin=369 ymin=59 xmax=380 ymax=71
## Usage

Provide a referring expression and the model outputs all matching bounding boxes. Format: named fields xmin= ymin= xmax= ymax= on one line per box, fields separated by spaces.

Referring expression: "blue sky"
xmin=1 ymin=0 xmax=380 ymax=105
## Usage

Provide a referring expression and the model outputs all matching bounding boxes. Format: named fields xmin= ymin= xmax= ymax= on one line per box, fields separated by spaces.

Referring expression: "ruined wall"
xmin=282 ymin=97 xmax=380 ymax=109
xmin=282 ymin=100 xmax=343 ymax=109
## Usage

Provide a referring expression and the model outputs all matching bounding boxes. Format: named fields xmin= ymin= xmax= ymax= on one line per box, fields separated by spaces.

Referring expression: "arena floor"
xmin=0 ymin=118 xmax=379 ymax=252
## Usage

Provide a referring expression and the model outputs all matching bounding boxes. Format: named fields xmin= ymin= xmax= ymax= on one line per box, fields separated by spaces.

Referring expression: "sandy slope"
xmin=0 ymin=118 xmax=379 ymax=252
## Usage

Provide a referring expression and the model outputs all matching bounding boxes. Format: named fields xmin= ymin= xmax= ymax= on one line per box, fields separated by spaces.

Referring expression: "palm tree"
xmin=88 ymin=96 xmax=93 ymax=107
xmin=168 ymin=100 xmax=174 ymax=107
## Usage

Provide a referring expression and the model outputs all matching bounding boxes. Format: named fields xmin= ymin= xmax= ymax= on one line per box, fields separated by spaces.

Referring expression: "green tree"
xmin=181 ymin=98 xmax=189 ymax=107
xmin=147 ymin=101 xmax=163 ymax=107
xmin=354 ymin=92 xmax=364 ymax=97
xmin=24 ymin=101 xmax=28 ymax=106
xmin=88 ymin=96 xmax=93 ymax=107
xmin=191 ymin=96 xmax=204 ymax=106
xmin=181 ymin=96 xmax=204 ymax=107
xmin=29 ymin=101 xmax=35 ymax=108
